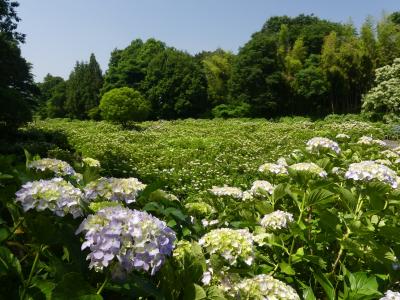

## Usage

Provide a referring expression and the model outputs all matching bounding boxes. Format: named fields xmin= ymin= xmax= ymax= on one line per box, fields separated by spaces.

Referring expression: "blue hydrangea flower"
xmin=345 ymin=161 xmax=398 ymax=188
xmin=15 ymin=178 xmax=84 ymax=218
xmin=76 ymin=206 xmax=176 ymax=278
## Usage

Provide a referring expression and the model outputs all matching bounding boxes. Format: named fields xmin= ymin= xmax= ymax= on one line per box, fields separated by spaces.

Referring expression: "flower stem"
xmin=96 ymin=274 xmax=109 ymax=295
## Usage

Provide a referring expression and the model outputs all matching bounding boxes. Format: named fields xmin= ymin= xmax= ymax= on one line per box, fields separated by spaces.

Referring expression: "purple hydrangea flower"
xmin=76 ymin=206 xmax=176 ymax=278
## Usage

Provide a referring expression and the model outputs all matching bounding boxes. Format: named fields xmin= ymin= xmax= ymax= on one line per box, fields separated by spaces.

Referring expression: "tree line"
xmin=2 ymin=0 xmax=400 ymax=128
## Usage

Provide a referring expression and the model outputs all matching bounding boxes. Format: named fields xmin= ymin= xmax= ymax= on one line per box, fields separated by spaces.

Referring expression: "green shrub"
xmin=99 ymin=87 xmax=151 ymax=123
xmin=211 ymin=102 xmax=251 ymax=118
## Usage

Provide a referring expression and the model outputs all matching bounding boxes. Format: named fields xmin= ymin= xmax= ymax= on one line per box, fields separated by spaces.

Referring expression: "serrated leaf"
xmin=306 ymin=188 xmax=335 ymax=207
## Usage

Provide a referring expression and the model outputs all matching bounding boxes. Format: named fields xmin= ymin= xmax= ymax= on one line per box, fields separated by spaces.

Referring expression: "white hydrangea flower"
xmin=336 ymin=133 xmax=350 ymax=140
xmin=84 ymin=177 xmax=147 ymax=204
xmin=250 ymin=180 xmax=275 ymax=196
xmin=289 ymin=162 xmax=327 ymax=178
xmin=357 ymin=136 xmax=387 ymax=147
xmin=306 ymin=137 xmax=341 ymax=154
xmin=276 ymin=157 xmax=288 ymax=166
xmin=380 ymin=290 xmax=400 ymax=300
xmin=382 ymin=150 xmax=400 ymax=159
xmin=235 ymin=274 xmax=300 ymax=300
xmin=375 ymin=159 xmax=393 ymax=166
xmin=209 ymin=185 xmax=243 ymax=199
xmin=345 ymin=161 xmax=398 ymax=188
xmin=15 ymin=178 xmax=84 ymax=218
xmin=260 ymin=210 xmax=294 ymax=230
xmin=201 ymin=219 xmax=219 ymax=227
xmin=82 ymin=157 xmax=101 ymax=168
xmin=241 ymin=191 xmax=254 ymax=201
xmin=252 ymin=232 xmax=273 ymax=246
xmin=28 ymin=158 xmax=75 ymax=176
xmin=199 ymin=228 xmax=254 ymax=266
xmin=258 ymin=163 xmax=288 ymax=175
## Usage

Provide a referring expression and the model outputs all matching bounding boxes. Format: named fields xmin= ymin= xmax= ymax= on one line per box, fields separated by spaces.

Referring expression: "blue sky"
xmin=17 ymin=0 xmax=400 ymax=81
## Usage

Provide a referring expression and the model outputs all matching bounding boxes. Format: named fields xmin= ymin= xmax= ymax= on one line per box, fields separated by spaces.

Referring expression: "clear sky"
xmin=16 ymin=0 xmax=400 ymax=82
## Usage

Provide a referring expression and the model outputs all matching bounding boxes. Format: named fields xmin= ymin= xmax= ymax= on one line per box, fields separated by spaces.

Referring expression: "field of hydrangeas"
xmin=1 ymin=117 xmax=400 ymax=299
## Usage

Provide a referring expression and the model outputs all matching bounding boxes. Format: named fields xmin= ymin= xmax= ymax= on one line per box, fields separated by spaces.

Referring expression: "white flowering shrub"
xmin=258 ymin=162 xmax=288 ymax=175
xmin=249 ymin=180 xmax=275 ymax=196
xmin=380 ymin=290 xmax=400 ymax=300
xmin=362 ymin=58 xmax=400 ymax=121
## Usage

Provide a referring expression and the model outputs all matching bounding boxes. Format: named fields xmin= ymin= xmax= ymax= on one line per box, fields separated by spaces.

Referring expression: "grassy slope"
xmin=29 ymin=118 xmax=389 ymax=199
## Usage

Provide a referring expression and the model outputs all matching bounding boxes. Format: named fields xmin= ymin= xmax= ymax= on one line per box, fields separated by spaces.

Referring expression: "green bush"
xmin=211 ymin=102 xmax=251 ymax=118
xmin=99 ymin=87 xmax=151 ymax=123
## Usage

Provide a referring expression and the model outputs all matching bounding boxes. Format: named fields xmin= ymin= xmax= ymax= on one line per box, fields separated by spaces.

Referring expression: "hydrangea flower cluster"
xmin=345 ymin=161 xmax=398 ymax=188
xmin=235 ymin=274 xmax=300 ymax=300
xmin=289 ymin=162 xmax=327 ymax=178
xmin=336 ymin=133 xmax=350 ymax=140
xmin=209 ymin=186 xmax=243 ymax=199
xmin=15 ymin=178 xmax=84 ymax=218
xmin=306 ymin=137 xmax=341 ymax=154
xmin=276 ymin=157 xmax=288 ymax=166
xmin=184 ymin=202 xmax=215 ymax=216
xmin=260 ymin=210 xmax=294 ymax=230
xmin=28 ymin=158 xmax=75 ymax=176
xmin=84 ymin=177 xmax=147 ymax=204
xmin=258 ymin=163 xmax=288 ymax=175
xmin=82 ymin=157 xmax=101 ymax=168
xmin=380 ymin=290 xmax=400 ymax=300
xmin=199 ymin=228 xmax=254 ymax=266
xmin=250 ymin=180 xmax=275 ymax=196
xmin=357 ymin=136 xmax=387 ymax=147
xmin=382 ymin=150 xmax=400 ymax=159
xmin=76 ymin=206 xmax=176 ymax=277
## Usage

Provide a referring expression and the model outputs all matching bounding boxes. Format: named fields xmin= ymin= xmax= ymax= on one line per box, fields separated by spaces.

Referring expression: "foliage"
xmin=99 ymin=87 xmax=151 ymax=123
xmin=2 ymin=118 xmax=400 ymax=299
xmin=362 ymin=58 xmax=400 ymax=121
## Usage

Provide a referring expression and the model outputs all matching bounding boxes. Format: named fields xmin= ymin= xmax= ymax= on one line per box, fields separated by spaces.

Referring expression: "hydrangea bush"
xmin=4 ymin=118 xmax=400 ymax=299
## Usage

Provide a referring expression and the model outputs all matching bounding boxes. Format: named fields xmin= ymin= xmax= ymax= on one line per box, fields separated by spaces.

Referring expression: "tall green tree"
xmin=101 ymin=39 xmax=166 ymax=95
xmin=64 ymin=54 xmax=103 ymax=119
xmin=202 ymin=49 xmax=234 ymax=107
xmin=37 ymin=74 xmax=67 ymax=118
xmin=143 ymin=48 xmax=208 ymax=119
xmin=377 ymin=14 xmax=400 ymax=66
xmin=0 ymin=0 xmax=36 ymax=131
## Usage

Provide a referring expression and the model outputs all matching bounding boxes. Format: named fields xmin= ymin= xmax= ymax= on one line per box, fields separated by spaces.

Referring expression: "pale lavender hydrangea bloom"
xmin=380 ymin=290 xmax=400 ymax=300
xmin=260 ymin=210 xmax=294 ymax=230
xmin=289 ymin=162 xmax=327 ymax=178
xmin=28 ymin=158 xmax=75 ymax=176
xmin=250 ymin=180 xmax=275 ymax=196
xmin=209 ymin=186 xmax=243 ymax=199
xmin=76 ymin=206 xmax=176 ymax=278
xmin=306 ymin=137 xmax=341 ymax=154
xmin=258 ymin=163 xmax=288 ymax=175
xmin=84 ymin=177 xmax=146 ymax=204
xmin=345 ymin=161 xmax=398 ymax=188
xmin=15 ymin=178 xmax=84 ymax=218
